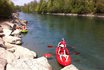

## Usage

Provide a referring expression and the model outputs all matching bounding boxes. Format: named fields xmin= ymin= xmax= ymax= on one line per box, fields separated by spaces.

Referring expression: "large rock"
xmin=0 ymin=38 xmax=5 ymax=48
xmin=0 ymin=58 xmax=7 ymax=70
xmin=6 ymin=57 xmax=52 ymax=70
xmin=4 ymin=42 xmax=16 ymax=49
xmin=13 ymin=46 xmax=36 ymax=59
xmin=61 ymin=64 xmax=79 ymax=70
xmin=0 ymin=47 xmax=16 ymax=63
xmin=3 ymin=36 xmax=21 ymax=44
xmin=3 ymin=29 xmax=11 ymax=36
xmin=11 ymin=29 xmax=21 ymax=37
xmin=1 ymin=21 xmax=14 ymax=30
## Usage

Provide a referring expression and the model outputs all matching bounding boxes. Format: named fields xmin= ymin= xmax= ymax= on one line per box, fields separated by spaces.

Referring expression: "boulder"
xmin=13 ymin=46 xmax=36 ymax=59
xmin=11 ymin=29 xmax=21 ymax=37
xmin=15 ymin=41 xmax=22 ymax=45
xmin=61 ymin=64 xmax=79 ymax=70
xmin=6 ymin=57 xmax=52 ymax=70
xmin=3 ymin=36 xmax=21 ymax=44
xmin=3 ymin=29 xmax=12 ymax=36
xmin=0 ymin=58 xmax=7 ymax=70
xmin=1 ymin=21 xmax=14 ymax=30
xmin=0 ymin=47 xmax=16 ymax=63
xmin=4 ymin=42 xmax=16 ymax=49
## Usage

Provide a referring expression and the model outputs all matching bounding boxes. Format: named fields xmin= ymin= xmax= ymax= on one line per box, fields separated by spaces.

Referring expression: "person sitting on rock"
xmin=10 ymin=24 xmax=16 ymax=36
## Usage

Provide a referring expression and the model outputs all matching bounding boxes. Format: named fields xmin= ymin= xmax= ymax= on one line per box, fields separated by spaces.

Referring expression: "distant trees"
xmin=21 ymin=0 xmax=38 ymax=13
xmin=21 ymin=0 xmax=104 ymax=14
xmin=0 ymin=0 xmax=15 ymax=18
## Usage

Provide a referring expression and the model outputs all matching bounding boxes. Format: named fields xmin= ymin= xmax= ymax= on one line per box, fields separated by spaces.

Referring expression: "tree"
xmin=21 ymin=0 xmax=104 ymax=14
xmin=0 ymin=0 xmax=15 ymax=18
xmin=36 ymin=0 xmax=47 ymax=13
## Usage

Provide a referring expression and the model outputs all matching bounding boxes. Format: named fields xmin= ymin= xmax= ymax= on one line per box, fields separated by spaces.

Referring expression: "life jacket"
xmin=60 ymin=47 xmax=65 ymax=55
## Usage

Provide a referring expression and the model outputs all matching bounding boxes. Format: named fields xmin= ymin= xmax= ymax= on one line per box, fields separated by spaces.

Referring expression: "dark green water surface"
xmin=20 ymin=12 xmax=104 ymax=70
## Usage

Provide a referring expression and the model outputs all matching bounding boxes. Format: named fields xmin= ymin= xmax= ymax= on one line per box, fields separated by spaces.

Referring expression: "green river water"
xmin=20 ymin=12 xmax=104 ymax=70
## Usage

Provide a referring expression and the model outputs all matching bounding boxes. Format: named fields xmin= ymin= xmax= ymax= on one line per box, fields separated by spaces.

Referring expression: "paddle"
xmin=47 ymin=44 xmax=80 ymax=55
xmin=72 ymin=52 xmax=80 ymax=55
xmin=48 ymin=45 xmax=53 ymax=48
xmin=43 ymin=53 xmax=52 ymax=58
xmin=69 ymin=45 xmax=80 ymax=55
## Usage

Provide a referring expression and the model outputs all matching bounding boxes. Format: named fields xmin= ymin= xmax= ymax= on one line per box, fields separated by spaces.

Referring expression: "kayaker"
xmin=10 ymin=24 xmax=16 ymax=36
xmin=58 ymin=38 xmax=66 ymax=47
xmin=22 ymin=25 xmax=27 ymax=30
xmin=58 ymin=44 xmax=68 ymax=61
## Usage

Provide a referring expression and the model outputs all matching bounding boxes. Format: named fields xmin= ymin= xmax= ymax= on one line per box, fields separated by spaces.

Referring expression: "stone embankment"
xmin=0 ymin=12 xmax=52 ymax=70
xmin=0 ymin=12 xmax=79 ymax=70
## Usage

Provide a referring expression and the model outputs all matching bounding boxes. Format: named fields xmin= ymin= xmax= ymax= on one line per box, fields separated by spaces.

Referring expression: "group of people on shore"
xmin=10 ymin=12 xmax=28 ymax=35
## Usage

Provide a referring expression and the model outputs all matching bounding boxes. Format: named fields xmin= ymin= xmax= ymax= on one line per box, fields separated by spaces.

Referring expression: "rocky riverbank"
xmin=0 ymin=12 xmax=79 ymax=70
xmin=0 ymin=12 xmax=52 ymax=70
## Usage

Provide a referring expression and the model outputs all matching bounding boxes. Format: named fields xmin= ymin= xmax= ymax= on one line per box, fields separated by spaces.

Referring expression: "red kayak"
xmin=56 ymin=39 xmax=71 ymax=66
xmin=56 ymin=47 xmax=71 ymax=66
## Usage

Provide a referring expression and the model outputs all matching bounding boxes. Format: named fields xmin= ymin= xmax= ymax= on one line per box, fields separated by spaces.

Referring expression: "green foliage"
xmin=95 ymin=0 xmax=104 ymax=13
xmin=63 ymin=0 xmax=72 ymax=13
xmin=21 ymin=0 xmax=104 ymax=14
xmin=36 ymin=0 xmax=47 ymax=13
xmin=21 ymin=0 xmax=38 ymax=13
xmin=0 ymin=0 xmax=15 ymax=18
xmin=46 ymin=0 xmax=53 ymax=12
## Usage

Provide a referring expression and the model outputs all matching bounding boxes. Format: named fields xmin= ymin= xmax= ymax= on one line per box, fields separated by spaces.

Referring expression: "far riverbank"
xmin=43 ymin=13 xmax=104 ymax=18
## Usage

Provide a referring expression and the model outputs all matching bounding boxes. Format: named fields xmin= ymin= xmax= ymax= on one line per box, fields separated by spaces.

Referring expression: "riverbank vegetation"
xmin=0 ymin=0 xmax=15 ymax=18
xmin=21 ymin=0 xmax=104 ymax=14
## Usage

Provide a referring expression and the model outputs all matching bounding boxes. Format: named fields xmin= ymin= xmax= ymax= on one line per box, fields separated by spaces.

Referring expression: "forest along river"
xmin=20 ymin=12 xmax=104 ymax=70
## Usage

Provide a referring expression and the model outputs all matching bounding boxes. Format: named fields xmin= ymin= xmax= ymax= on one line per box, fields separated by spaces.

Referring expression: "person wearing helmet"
xmin=58 ymin=38 xmax=66 ymax=48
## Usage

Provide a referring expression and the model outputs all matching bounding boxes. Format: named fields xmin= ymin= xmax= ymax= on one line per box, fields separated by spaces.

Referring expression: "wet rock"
xmin=0 ymin=47 xmax=16 ymax=63
xmin=61 ymin=64 xmax=78 ymax=70
xmin=0 ymin=58 xmax=7 ymax=70
xmin=3 ymin=36 xmax=21 ymax=44
xmin=6 ymin=57 xmax=52 ymax=70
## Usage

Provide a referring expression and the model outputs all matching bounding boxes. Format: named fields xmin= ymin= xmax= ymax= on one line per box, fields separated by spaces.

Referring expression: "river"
xmin=19 ymin=12 xmax=104 ymax=70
